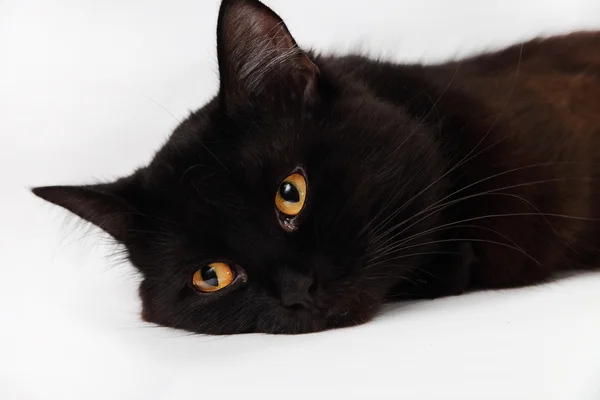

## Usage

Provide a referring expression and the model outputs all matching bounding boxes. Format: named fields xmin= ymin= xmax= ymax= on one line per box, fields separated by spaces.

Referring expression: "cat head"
xmin=33 ymin=0 xmax=448 ymax=334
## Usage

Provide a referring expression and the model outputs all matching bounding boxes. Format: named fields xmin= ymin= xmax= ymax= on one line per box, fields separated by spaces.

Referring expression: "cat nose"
xmin=277 ymin=268 xmax=315 ymax=308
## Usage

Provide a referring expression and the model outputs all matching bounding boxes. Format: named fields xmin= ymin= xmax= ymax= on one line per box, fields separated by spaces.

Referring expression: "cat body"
xmin=343 ymin=31 xmax=600 ymax=296
xmin=33 ymin=0 xmax=600 ymax=334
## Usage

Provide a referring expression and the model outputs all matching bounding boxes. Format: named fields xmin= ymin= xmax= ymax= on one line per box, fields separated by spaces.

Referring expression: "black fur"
xmin=33 ymin=0 xmax=600 ymax=334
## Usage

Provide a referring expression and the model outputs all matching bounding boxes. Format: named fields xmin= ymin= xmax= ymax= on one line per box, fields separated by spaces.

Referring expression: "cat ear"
xmin=217 ymin=0 xmax=320 ymax=111
xmin=32 ymin=177 xmax=141 ymax=243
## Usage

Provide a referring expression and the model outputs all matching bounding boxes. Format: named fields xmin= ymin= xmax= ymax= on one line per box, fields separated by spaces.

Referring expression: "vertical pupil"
xmin=280 ymin=182 xmax=300 ymax=202
xmin=201 ymin=266 xmax=219 ymax=287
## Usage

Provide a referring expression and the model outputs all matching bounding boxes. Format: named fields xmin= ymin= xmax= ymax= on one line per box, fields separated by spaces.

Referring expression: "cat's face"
xmin=34 ymin=0 xmax=448 ymax=334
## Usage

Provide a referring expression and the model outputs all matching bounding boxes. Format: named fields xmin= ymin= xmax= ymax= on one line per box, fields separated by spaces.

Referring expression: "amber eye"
xmin=275 ymin=173 xmax=307 ymax=216
xmin=192 ymin=262 xmax=235 ymax=293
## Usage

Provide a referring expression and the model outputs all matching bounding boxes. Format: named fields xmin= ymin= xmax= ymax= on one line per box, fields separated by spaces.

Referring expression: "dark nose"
xmin=277 ymin=268 xmax=314 ymax=308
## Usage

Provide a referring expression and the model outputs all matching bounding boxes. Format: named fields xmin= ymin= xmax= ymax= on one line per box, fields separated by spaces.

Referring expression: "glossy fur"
xmin=33 ymin=0 xmax=600 ymax=334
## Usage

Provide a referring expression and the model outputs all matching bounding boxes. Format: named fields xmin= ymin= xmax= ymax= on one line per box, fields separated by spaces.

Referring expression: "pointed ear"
xmin=32 ymin=177 xmax=140 ymax=243
xmin=217 ymin=0 xmax=320 ymax=111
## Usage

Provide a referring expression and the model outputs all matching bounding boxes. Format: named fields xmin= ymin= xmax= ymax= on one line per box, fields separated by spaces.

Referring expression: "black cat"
xmin=33 ymin=0 xmax=600 ymax=334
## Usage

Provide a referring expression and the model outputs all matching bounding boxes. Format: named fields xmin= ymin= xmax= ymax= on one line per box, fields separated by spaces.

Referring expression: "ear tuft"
xmin=217 ymin=0 xmax=319 ymax=110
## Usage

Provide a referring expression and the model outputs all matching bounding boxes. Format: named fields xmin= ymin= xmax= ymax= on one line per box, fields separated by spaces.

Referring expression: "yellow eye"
xmin=192 ymin=262 xmax=235 ymax=293
xmin=275 ymin=173 xmax=307 ymax=216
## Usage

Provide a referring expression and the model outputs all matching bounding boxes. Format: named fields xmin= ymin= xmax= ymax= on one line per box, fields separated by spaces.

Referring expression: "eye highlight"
xmin=275 ymin=173 xmax=307 ymax=217
xmin=192 ymin=262 xmax=235 ymax=293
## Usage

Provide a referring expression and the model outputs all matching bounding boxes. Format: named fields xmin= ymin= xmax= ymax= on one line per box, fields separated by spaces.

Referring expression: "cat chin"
xmin=249 ymin=294 xmax=382 ymax=334
xmin=140 ymin=299 xmax=381 ymax=335
xmin=251 ymin=310 xmax=378 ymax=335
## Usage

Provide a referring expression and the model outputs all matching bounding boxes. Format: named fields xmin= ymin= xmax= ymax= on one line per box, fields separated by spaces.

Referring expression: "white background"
xmin=2 ymin=0 xmax=600 ymax=399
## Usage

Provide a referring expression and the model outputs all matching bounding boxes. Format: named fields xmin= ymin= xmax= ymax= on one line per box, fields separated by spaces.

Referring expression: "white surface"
xmin=1 ymin=0 xmax=600 ymax=399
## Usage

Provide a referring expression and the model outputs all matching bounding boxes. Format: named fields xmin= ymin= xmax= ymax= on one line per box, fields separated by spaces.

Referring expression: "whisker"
xmin=370 ymin=44 xmax=524 ymax=239
xmin=364 ymin=251 xmax=460 ymax=270
xmin=409 ymin=162 xmax=591 ymax=228
xmin=385 ymin=237 xmax=541 ymax=265
xmin=371 ymin=176 xmax=597 ymax=249
xmin=369 ymin=224 xmax=527 ymax=265
xmin=356 ymin=65 xmax=462 ymax=240
xmin=105 ymin=83 xmax=183 ymax=125
xmin=373 ymin=206 xmax=593 ymax=261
